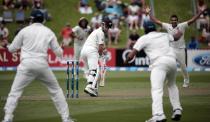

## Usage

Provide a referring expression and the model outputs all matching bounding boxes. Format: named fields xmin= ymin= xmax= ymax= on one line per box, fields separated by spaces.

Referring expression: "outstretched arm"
xmin=187 ymin=9 xmax=206 ymax=25
xmin=145 ymin=7 xmax=163 ymax=26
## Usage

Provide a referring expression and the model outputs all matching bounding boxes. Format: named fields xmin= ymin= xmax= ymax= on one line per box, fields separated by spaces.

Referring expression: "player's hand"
xmin=124 ymin=60 xmax=129 ymax=65
xmin=61 ymin=42 xmax=65 ymax=50
xmin=102 ymin=49 xmax=108 ymax=55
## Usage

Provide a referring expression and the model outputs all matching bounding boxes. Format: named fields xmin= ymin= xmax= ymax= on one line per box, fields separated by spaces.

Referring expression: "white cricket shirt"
xmin=162 ymin=22 xmax=188 ymax=48
xmin=133 ymin=32 xmax=175 ymax=65
xmin=82 ymin=27 xmax=105 ymax=51
xmin=8 ymin=23 xmax=63 ymax=62
xmin=72 ymin=25 xmax=91 ymax=45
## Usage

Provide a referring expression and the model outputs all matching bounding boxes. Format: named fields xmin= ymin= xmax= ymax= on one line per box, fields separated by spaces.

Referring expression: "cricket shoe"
xmin=2 ymin=119 xmax=12 ymax=122
xmin=63 ymin=119 xmax=74 ymax=122
xmin=2 ymin=114 xmax=13 ymax=122
xmin=2 ymin=119 xmax=13 ymax=122
xmin=171 ymin=109 xmax=182 ymax=121
xmin=62 ymin=117 xmax=74 ymax=122
xmin=84 ymin=86 xmax=98 ymax=97
xmin=145 ymin=114 xmax=167 ymax=122
xmin=182 ymin=79 xmax=189 ymax=88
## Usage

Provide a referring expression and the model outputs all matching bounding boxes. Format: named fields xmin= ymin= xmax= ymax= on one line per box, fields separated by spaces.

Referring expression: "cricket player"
xmin=72 ymin=17 xmax=91 ymax=77
xmin=146 ymin=7 xmax=206 ymax=88
xmin=124 ymin=21 xmax=183 ymax=122
xmin=80 ymin=18 xmax=112 ymax=97
xmin=2 ymin=10 xmax=73 ymax=122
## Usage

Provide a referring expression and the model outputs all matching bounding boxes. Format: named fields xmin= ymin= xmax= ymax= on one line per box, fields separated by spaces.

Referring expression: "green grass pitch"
xmin=0 ymin=71 xmax=210 ymax=122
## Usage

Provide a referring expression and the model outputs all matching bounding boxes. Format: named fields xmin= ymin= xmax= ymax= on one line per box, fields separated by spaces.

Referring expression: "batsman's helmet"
xmin=143 ymin=21 xmax=156 ymax=34
xmin=102 ymin=17 xmax=113 ymax=29
xmin=30 ymin=9 xmax=44 ymax=23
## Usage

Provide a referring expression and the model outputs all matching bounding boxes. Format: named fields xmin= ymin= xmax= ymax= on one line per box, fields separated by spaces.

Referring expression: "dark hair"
xmin=170 ymin=14 xmax=178 ymax=21
xmin=78 ymin=17 xmax=88 ymax=28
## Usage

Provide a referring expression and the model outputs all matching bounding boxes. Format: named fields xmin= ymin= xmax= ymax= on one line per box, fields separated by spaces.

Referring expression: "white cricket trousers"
xmin=74 ymin=42 xmax=89 ymax=76
xmin=3 ymin=59 xmax=70 ymax=120
xmin=150 ymin=56 xmax=182 ymax=116
xmin=74 ymin=42 xmax=84 ymax=61
xmin=80 ymin=46 xmax=100 ymax=88
xmin=173 ymin=48 xmax=189 ymax=82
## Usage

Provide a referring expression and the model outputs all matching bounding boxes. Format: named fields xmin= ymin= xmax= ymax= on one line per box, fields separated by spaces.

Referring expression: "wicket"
xmin=66 ymin=60 xmax=79 ymax=98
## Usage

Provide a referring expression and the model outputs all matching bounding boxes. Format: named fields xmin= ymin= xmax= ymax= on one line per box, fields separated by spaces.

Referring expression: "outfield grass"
xmin=0 ymin=71 xmax=210 ymax=122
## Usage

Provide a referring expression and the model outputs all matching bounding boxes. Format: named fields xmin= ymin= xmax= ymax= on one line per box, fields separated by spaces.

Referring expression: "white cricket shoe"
xmin=62 ymin=117 xmax=74 ymax=122
xmin=171 ymin=109 xmax=182 ymax=121
xmin=145 ymin=114 xmax=167 ymax=122
xmin=2 ymin=119 xmax=12 ymax=122
xmin=84 ymin=85 xmax=98 ymax=97
xmin=2 ymin=114 xmax=13 ymax=122
xmin=182 ymin=79 xmax=189 ymax=88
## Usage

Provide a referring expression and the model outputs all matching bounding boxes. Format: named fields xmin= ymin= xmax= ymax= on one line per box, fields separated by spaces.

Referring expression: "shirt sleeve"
xmin=179 ymin=21 xmax=188 ymax=30
xmin=162 ymin=23 xmax=170 ymax=30
xmin=8 ymin=30 xmax=23 ymax=53
xmin=72 ymin=26 xmax=78 ymax=33
xmin=49 ymin=33 xmax=63 ymax=58
xmin=133 ymin=37 xmax=146 ymax=51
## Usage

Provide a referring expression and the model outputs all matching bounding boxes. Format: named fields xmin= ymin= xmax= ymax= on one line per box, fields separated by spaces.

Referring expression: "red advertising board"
xmin=0 ymin=48 xmax=116 ymax=67
xmin=0 ymin=49 xmax=20 ymax=66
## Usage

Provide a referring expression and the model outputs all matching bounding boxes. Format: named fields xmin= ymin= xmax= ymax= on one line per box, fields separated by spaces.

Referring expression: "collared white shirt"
xmin=8 ymin=23 xmax=62 ymax=62
xmin=133 ymin=32 xmax=175 ymax=65
xmin=162 ymin=22 xmax=188 ymax=48
xmin=72 ymin=25 xmax=91 ymax=45
xmin=83 ymin=27 xmax=105 ymax=51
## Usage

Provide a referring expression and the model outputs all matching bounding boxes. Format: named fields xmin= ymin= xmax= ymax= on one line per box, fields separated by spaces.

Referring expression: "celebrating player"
xmin=2 ymin=10 xmax=73 ymax=122
xmin=146 ymin=6 xmax=207 ymax=88
xmin=72 ymin=17 xmax=91 ymax=77
xmin=81 ymin=17 xmax=112 ymax=97
xmin=124 ymin=21 xmax=183 ymax=122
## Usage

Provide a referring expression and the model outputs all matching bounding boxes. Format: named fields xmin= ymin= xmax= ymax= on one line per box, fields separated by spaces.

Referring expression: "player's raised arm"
xmin=187 ymin=8 xmax=206 ymax=25
xmin=146 ymin=6 xmax=163 ymax=26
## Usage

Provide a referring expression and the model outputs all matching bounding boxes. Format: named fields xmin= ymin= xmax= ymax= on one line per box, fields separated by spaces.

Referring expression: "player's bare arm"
xmin=124 ymin=49 xmax=138 ymax=64
xmin=145 ymin=6 xmax=163 ymax=26
xmin=187 ymin=8 xmax=207 ymax=25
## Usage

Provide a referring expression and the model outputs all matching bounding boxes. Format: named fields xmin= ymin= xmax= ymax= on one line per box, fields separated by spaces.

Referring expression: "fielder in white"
xmin=81 ymin=18 xmax=112 ymax=97
xmin=2 ymin=10 xmax=73 ymax=122
xmin=147 ymin=7 xmax=206 ymax=88
xmin=124 ymin=21 xmax=182 ymax=122
xmin=73 ymin=17 xmax=91 ymax=62
xmin=72 ymin=17 xmax=91 ymax=78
